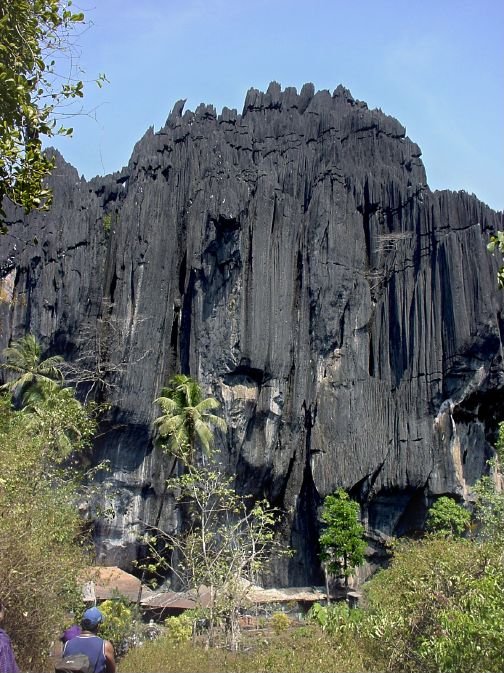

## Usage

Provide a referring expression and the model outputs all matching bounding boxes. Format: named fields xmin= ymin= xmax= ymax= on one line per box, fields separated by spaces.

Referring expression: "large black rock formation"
xmin=1 ymin=82 xmax=503 ymax=585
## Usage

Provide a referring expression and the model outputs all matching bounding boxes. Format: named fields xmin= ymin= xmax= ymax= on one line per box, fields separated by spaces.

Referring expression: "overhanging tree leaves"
xmin=319 ymin=489 xmax=366 ymax=590
xmin=0 ymin=0 xmax=106 ymax=224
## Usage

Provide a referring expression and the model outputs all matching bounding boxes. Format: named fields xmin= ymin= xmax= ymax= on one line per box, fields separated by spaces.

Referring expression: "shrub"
xmin=118 ymin=626 xmax=366 ymax=672
xmin=307 ymin=601 xmax=362 ymax=636
xmin=98 ymin=594 xmax=137 ymax=655
xmin=164 ymin=613 xmax=193 ymax=643
xmin=360 ymin=536 xmax=504 ymax=672
xmin=0 ymin=388 xmax=96 ymax=671
xmin=271 ymin=612 xmax=290 ymax=634
xmin=426 ymin=496 xmax=470 ymax=537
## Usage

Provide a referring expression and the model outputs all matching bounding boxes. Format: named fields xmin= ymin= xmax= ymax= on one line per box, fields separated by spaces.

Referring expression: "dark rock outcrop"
xmin=1 ymin=82 xmax=503 ymax=585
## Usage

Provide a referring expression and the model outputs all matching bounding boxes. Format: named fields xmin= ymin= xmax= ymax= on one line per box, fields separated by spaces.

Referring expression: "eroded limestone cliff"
xmin=1 ymin=82 xmax=503 ymax=585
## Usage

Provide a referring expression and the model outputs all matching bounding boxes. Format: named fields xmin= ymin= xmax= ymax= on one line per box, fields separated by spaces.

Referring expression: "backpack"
xmin=53 ymin=653 xmax=92 ymax=673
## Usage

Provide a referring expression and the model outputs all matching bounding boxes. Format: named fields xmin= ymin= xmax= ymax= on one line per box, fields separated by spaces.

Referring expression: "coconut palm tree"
xmin=154 ymin=374 xmax=227 ymax=466
xmin=0 ymin=334 xmax=63 ymax=404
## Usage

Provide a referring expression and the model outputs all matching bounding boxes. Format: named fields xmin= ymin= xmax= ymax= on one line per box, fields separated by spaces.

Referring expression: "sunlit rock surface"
xmin=1 ymin=83 xmax=503 ymax=585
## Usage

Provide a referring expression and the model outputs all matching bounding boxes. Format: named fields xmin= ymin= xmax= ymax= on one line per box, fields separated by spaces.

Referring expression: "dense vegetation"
xmin=0 ymin=336 xmax=99 ymax=670
xmin=120 ymin=395 xmax=504 ymax=672
xmin=120 ymin=533 xmax=504 ymax=672
xmin=1 ymin=340 xmax=504 ymax=672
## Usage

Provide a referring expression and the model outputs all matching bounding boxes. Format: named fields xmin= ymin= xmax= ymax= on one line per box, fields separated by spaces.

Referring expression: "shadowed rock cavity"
xmin=1 ymin=82 xmax=504 ymax=586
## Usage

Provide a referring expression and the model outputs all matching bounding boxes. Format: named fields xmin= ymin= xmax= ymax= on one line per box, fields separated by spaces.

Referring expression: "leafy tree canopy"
xmin=154 ymin=374 xmax=227 ymax=466
xmin=319 ymin=489 xmax=366 ymax=582
xmin=0 ymin=333 xmax=63 ymax=403
xmin=426 ymin=496 xmax=470 ymax=538
xmin=0 ymin=0 xmax=106 ymax=224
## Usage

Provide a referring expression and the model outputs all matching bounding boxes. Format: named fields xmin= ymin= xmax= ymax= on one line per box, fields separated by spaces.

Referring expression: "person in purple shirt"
xmin=0 ymin=600 xmax=19 ymax=673
xmin=61 ymin=624 xmax=82 ymax=644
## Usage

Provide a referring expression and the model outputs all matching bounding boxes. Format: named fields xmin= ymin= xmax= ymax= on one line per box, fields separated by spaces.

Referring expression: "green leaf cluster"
xmin=0 ymin=1 xmax=105 ymax=222
xmin=98 ymin=593 xmax=138 ymax=654
xmin=360 ymin=537 xmax=504 ymax=672
xmin=270 ymin=612 xmax=291 ymax=634
xmin=319 ymin=489 xmax=366 ymax=579
xmin=426 ymin=496 xmax=470 ymax=537
xmin=154 ymin=374 xmax=227 ymax=465
xmin=307 ymin=602 xmax=363 ymax=636
xmin=0 ymin=336 xmax=97 ymax=670
xmin=487 ymin=231 xmax=504 ymax=288
xmin=164 ymin=613 xmax=193 ymax=644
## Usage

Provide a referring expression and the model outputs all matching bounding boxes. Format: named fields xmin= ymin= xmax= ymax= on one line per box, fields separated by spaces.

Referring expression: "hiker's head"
xmin=81 ymin=606 xmax=104 ymax=633
xmin=0 ymin=600 xmax=4 ymax=623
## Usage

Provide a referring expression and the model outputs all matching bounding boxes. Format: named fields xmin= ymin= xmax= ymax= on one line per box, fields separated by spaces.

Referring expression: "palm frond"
xmin=153 ymin=374 xmax=227 ymax=465
xmin=155 ymin=396 xmax=179 ymax=414
xmin=204 ymin=413 xmax=228 ymax=433
xmin=194 ymin=418 xmax=213 ymax=454
xmin=195 ymin=397 xmax=221 ymax=413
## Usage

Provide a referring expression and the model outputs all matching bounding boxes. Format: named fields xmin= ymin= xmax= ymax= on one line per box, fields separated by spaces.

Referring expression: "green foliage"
xmin=494 ymin=420 xmax=504 ymax=463
xmin=472 ymin=422 xmax=504 ymax=544
xmin=0 ymin=333 xmax=63 ymax=402
xmin=307 ymin=602 xmax=363 ymax=636
xmin=270 ymin=612 xmax=290 ymax=634
xmin=102 ymin=212 xmax=113 ymax=234
xmin=118 ymin=626 xmax=366 ymax=673
xmin=472 ymin=462 xmax=504 ymax=544
xmin=307 ymin=602 xmax=328 ymax=628
xmin=98 ymin=594 xmax=136 ymax=652
xmin=0 ymin=1 xmax=106 ymax=223
xmin=487 ymin=231 xmax=504 ymax=288
xmin=154 ymin=374 xmax=227 ymax=465
xmin=141 ymin=456 xmax=289 ymax=648
xmin=360 ymin=536 xmax=504 ymax=672
xmin=426 ymin=496 xmax=470 ymax=537
xmin=165 ymin=614 xmax=193 ymax=644
xmin=0 ymin=391 xmax=96 ymax=670
xmin=0 ymin=336 xmax=98 ymax=670
xmin=319 ymin=489 xmax=366 ymax=581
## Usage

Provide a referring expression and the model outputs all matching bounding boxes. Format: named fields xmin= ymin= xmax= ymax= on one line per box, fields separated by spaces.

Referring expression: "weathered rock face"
xmin=1 ymin=82 xmax=503 ymax=586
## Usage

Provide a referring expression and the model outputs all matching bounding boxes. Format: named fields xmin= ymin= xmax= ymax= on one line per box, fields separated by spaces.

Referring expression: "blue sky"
xmin=51 ymin=0 xmax=504 ymax=211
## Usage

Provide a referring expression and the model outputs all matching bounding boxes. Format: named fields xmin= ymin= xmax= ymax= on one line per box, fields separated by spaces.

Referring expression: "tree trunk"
xmin=324 ymin=563 xmax=331 ymax=605
xmin=228 ymin=606 xmax=241 ymax=651
xmin=154 ymin=455 xmax=177 ymax=528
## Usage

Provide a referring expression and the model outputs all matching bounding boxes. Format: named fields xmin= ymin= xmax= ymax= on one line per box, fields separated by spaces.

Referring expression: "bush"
xmin=119 ymin=626 xmax=366 ymax=672
xmin=360 ymin=536 xmax=504 ymax=672
xmin=308 ymin=602 xmax=362 ymax=635
xmin=271 ymin=612 xmax=290 ymax=634
xmin=426 ymin=496 xmax=470 ymax=537
xmin=164 ymin=613 xmax=193 ymax=643
xmin=98 ymin=594 xmax=137 ymax=655
xmin=0 ymin=391 xmax=96 ymax=671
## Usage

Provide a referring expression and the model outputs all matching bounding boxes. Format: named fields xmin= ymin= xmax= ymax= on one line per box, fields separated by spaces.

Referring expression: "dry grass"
xmin=119 ymin=625 xmax=368 ymax=673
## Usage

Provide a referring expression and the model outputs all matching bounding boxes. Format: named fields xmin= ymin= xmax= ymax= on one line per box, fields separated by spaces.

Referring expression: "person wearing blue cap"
xmin=62 ymin=607 xmax=115 ymax=673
